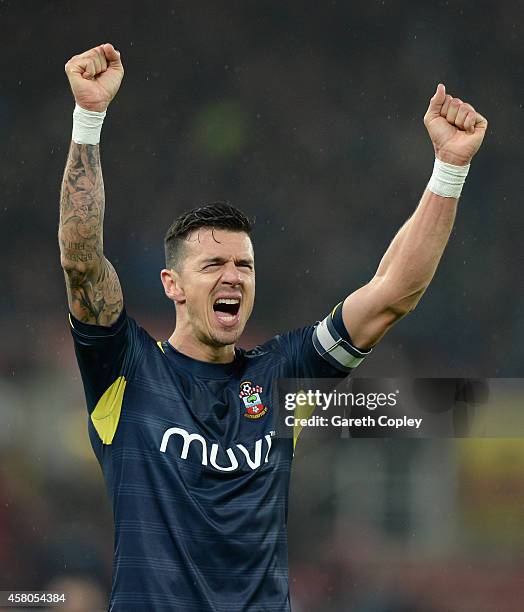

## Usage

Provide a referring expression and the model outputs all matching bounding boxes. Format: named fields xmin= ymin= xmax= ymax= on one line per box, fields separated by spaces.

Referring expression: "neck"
xmin=168 ymin=329 xmax=236 ymax=364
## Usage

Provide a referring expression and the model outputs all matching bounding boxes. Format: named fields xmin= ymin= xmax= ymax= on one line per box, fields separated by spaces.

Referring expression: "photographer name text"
xmin=286 ymin=415 xmax=423 ymax=429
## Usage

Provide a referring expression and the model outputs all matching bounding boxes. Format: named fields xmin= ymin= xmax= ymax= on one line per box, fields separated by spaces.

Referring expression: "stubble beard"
xmin=188 ymin=302 xmax=242 ymax=349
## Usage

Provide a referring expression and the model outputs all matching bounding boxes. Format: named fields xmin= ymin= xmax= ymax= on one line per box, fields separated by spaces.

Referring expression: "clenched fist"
xmin=424 ymin=84 xmax=488 ymax=166
xmin=65 ymin=43 xmax=124 ymax=113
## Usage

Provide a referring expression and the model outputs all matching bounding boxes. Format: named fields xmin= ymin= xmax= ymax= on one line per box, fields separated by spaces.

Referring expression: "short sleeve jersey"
xmin=70 ymin=307 xmax=369 ymax=611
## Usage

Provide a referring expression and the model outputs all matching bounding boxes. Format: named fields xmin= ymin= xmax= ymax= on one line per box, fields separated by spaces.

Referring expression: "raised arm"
xmin=59 ymin=43 xmax=125 ymax=326
xmin=343 ymin=84 xmax=488 ymax=349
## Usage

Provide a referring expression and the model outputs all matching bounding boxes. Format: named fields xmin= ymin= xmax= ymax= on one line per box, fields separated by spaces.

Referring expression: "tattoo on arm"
xmin=59 ymin=142 xmax=123 ymax=325
xmin=64 ymin=258 xmax=123 ymax=326
xmin=60 ymin=142 xmax=103 ymax=244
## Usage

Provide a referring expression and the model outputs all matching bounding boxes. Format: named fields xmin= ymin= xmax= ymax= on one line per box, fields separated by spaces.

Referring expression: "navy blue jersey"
xmin=70 ymin=306 xmax=370 ymax=611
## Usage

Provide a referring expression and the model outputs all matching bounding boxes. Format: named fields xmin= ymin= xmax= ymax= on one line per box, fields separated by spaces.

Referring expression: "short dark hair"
xmin=164 ymin=201 xmax=253 ymax=270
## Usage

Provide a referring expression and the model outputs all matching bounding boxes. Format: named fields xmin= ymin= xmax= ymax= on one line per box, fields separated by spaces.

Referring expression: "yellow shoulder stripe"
xmin=293 ymin=390 xmax=317 ymax=451
xmin=91 ymin=376 xmax=127 ymax=444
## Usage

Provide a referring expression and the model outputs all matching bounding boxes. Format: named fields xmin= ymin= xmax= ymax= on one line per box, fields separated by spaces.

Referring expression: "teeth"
xmin=215 ymin=298 xmax=240 ymax=304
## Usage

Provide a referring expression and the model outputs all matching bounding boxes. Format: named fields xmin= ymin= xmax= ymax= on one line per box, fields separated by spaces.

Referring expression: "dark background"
xmin=1 ymin=1 xmax=523 ymax=610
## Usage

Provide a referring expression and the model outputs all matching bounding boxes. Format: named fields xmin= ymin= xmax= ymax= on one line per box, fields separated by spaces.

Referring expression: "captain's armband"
xmin=312 ymin=304 xmax=371 ymax=371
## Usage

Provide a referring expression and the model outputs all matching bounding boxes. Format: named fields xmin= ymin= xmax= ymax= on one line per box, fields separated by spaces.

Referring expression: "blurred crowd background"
xmin=1 ymin=1 xmax=523 ymax=610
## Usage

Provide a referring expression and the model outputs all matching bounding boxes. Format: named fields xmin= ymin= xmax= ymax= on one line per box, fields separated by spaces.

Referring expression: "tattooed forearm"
xmin=61 ymin=250 xmax=95 ymax=264
xmin=59 ymin=142 xmax=104 ymax=258
xmin=59 ymin=141 xmax=123 ymax=326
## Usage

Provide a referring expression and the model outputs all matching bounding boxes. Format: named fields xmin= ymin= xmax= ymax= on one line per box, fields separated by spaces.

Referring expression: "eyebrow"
xmin=201 ymin=256 xmax=254 ymax=266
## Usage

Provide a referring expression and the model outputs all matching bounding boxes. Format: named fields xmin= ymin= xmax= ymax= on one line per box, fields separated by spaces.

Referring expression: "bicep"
xmin=342 ymin=277 xmax=404 ymax=350
xmin=64 ymin=256 xmax=124 ymax=327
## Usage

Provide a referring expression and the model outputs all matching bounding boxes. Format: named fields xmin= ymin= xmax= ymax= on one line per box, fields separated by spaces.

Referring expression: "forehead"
xmin=184 ymin=228 xmax=254 ymax=261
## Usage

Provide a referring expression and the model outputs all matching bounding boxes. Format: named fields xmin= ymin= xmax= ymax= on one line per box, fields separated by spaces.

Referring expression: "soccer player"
xmin=59 ymin=43 xmax=487 ymax=611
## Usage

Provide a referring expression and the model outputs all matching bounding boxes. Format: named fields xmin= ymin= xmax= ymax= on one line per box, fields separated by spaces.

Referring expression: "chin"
xmin=209 ymin=325 xmax=245 ymax=347
xmin=211 ymin=332 xmax=241 ymax=347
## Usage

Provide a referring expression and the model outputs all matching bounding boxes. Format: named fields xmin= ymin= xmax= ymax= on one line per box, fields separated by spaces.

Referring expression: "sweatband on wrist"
xmin=72 ymin=104 xmax=106 ymax=145
xmin=427 ymin=157 xmax=470 ymax=199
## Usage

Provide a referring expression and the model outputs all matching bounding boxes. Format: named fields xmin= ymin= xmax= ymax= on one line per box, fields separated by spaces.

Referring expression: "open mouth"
xmin=213 ymin=297 xmax=241 ymax=326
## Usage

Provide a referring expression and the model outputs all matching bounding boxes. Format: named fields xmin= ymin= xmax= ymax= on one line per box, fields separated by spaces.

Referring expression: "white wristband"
xmin=427 ymin=157 xmax=470 ymax=199
xmin=72 ymin=104 xmax=106 ymax=145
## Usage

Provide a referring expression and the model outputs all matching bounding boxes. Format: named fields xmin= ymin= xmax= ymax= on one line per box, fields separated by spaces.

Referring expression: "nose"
xmin=221 ymin=261 xmax=241 ymax=286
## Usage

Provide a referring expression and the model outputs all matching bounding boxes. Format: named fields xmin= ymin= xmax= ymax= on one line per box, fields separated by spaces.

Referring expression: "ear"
xmin=160 ymin=268 xmax=186 ymax=303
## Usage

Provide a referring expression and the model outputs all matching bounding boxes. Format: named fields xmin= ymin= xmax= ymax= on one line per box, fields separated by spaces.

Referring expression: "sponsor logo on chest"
xmin=160 ymin=427 xmax=273 ymax=472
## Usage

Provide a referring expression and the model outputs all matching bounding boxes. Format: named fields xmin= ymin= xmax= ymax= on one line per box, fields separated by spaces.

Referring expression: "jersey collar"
xmin=162 ymin=340 xmax=244 ymax=379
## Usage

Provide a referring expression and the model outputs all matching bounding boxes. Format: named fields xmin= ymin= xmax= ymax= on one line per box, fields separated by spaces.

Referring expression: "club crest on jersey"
xmin=239 ymin=381 xmax=268 ymax=419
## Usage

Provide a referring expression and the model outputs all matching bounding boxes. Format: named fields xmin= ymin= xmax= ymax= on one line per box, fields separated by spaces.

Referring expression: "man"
xmin=59 ymin=43 xmax=487 ymax=611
